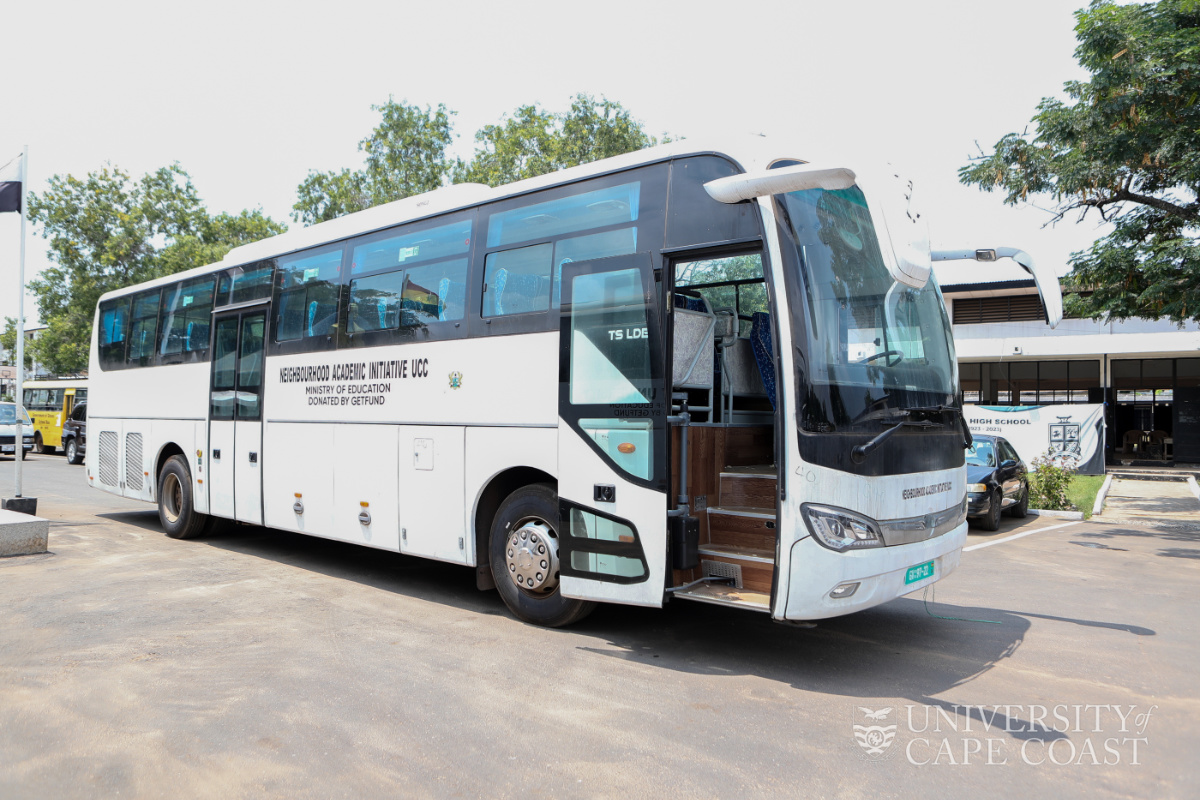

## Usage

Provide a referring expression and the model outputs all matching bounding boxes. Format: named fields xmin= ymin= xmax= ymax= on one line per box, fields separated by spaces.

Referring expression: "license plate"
xmin=905 ymin=560 xmax=935 ymax=585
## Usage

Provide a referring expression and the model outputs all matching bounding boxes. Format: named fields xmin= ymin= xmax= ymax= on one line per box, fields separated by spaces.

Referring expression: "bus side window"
xmin=482 ymin=244 xmax=553 ymax=317
xmin=274 ymin=247 xmax=344 ymax=344
xmin=98 ymin=297 xmax=131 ymax=370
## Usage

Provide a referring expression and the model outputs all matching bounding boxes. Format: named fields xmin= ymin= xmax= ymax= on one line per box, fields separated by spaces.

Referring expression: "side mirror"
xmin=931 ymin=247 xmax=1063 ymax=328
xmin=1001 ymin=459 xmax=1017 ymax=469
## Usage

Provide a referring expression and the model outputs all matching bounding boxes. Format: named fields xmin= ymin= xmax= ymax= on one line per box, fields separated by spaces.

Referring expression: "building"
xmin=939 ymin=264 xmax=1200 ymax=465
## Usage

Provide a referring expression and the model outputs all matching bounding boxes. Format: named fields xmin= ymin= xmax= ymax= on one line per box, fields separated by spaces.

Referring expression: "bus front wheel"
xmin=157 ymin=455 xmax=208 ymax=540
xmin=489 ymin=484 xmax=595 ymax=628
xmin=33 ymin=434 xmax=52 ymax=455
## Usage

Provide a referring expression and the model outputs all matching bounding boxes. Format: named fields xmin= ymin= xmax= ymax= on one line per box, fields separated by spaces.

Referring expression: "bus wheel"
xmin=489 ymin=484 xmax=595 ymax=628
xmin=33 ymin=434 xmax=47 ymax=454
xmin=66 ymin=438 xmax=83 ymax=465
xmin=158 ymin=455 xmax=208 ymax=539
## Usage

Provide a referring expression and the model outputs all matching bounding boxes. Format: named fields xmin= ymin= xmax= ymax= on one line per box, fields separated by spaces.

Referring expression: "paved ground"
xmin=1100 ymin=477 xmax=1200 ymax=525
xmin=1 ymin=454 xmax=1198 ymax=799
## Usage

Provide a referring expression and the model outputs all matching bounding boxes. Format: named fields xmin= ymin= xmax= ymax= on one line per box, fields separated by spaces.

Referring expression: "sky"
xmin=0 ymin=0 xmax=1107 ymax=327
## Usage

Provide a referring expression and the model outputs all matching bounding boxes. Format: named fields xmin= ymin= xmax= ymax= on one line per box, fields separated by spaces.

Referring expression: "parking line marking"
xmin=964 ymin=520 xmax=1082 ymax=552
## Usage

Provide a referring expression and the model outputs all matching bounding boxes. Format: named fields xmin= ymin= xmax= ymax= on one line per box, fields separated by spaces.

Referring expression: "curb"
xmin=1092 ymin=473 xmax=1114 ymax=518
xmin=1028 ymin=509 xmax=1084 ymax=520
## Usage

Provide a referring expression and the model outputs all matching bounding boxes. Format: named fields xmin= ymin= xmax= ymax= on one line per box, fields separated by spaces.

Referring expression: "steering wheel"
xmin=855 ymin=349 xmax=904 ymax=366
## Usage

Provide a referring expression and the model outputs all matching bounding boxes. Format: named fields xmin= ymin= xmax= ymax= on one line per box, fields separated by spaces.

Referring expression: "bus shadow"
xmin=96 ymin=510 xmax=1153 ymax=740
xmin=571 ymin=597 xmax=1152 ymax=741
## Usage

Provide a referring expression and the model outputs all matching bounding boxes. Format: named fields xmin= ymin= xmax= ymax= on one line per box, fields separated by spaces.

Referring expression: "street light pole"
xmin=13 ymin=145 xmax=28 ymax=498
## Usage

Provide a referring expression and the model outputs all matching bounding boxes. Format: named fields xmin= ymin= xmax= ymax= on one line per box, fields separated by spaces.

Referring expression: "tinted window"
xmin=487 ymin=182 xmax=639 ymax=248
xmin=159 ymin=276 xmax=215 ymax=361
xmin=275 ymin=247 xmax=343 ymax=342
xmin=351 ymin=219 xmax=471 ymax=275
xmin=126 ymin=290 xmax=161 ymax=367
xmin=483 ymin=244 xmax=553 ymax=317
xmin=72 ymin=402 xmax=87 ymax=421
xmin=98 ymin=297 xmax=130 ymax=370
xmin=217 ymin=263 xmax=274 ymax=306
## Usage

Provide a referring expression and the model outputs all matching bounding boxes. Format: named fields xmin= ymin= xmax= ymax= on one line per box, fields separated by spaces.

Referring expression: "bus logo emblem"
xmin=449 ymin=371 xmax=463 ymax=390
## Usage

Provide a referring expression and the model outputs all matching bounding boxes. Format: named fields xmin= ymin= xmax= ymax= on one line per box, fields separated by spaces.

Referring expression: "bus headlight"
xmin=801 ymin=504 xmax=884 ymax=551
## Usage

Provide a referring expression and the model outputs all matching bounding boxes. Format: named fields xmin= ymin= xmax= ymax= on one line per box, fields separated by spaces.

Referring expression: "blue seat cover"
xmin=750 ymin=312 xmax=776 ymax=410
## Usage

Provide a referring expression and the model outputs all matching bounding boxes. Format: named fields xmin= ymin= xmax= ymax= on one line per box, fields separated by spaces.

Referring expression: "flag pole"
xmin=13 ymin=145 xmax=28 ymax=498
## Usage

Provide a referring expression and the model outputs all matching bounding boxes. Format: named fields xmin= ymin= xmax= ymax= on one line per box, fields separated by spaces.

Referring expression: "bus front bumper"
xmin=780 ymin=523 xmax=967 ymax=621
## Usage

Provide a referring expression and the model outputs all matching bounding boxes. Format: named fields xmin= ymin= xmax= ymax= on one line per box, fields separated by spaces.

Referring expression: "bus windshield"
xmin=777 ymin=186 xmax=958 ymax=432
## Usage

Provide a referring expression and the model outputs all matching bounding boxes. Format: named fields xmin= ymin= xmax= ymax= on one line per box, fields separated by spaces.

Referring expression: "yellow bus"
xmin=22 ymin=379 xmax=88 ymax=454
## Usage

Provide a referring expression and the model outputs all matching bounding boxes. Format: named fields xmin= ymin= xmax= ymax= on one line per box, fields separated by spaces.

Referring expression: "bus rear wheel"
xmin=33 ymin=434 xmax=52 ymax=455
xmin=157 ymin=455 xmax=208 ymax=539
xmin=489 ymin=484 xmax=595 ymax=628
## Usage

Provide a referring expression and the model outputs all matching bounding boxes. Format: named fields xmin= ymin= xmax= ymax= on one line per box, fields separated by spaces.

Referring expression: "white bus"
xmin=86 ymin=137 xmax=1062 ymax=626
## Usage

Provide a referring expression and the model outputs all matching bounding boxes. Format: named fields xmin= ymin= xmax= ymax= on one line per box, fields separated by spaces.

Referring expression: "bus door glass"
xmin=557 ymin=252 xmax=669 ymax=607
xmin=208 ymin=310 xmax=266 ymax=524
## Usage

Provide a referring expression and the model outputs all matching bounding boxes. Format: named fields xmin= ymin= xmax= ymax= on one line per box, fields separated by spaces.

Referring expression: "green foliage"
xmin=2 ymin=318 xmax=34 ymax=370
xmin=295 ymin=94 xmax=659 ymax=223
xmin=959 ymin=0 xmax=1200 ymax=323
xmin=1028 ymin=450 xmax=1078 ymax=511
xmin=27 ymin=164 xmax=286 ymax=375
xmin=456 ymin=94 xmax=657 ymax=187
xmin=292 ymin=99 xmax=455 ymax=224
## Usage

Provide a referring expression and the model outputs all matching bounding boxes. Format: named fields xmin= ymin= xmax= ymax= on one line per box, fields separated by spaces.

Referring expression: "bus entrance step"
xmin=707 ymin=507 xmax=776 ymax=553
xmin=698 ymin=546 xmax=774 ymax=594
xmin=718 ymin=468 xmax=776 ymax=510
xmin=671 ymin=581 xmax=771 ymax=612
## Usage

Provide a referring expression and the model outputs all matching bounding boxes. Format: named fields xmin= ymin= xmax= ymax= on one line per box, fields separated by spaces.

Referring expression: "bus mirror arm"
xmin=931 ymin=247 xmax=1063 ymax=329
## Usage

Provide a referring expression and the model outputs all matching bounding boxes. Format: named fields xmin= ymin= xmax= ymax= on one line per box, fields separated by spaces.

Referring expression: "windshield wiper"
xmin=851 ymin=416 xmax=937 ymax=464
xmin=904 ymin=404 xmax=973 ymax=448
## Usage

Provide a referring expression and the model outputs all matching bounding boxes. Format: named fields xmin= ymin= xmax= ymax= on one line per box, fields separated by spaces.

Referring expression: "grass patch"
xmin=1066 ymin=474 xmax=1106 ymax=519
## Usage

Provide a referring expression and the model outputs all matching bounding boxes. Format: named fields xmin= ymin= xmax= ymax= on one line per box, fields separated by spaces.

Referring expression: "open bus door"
xmin=557 ymin=253 xmax=670 ymax=607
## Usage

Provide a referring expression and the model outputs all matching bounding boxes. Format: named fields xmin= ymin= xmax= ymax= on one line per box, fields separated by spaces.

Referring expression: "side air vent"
xmin=99 ymin=431 xmax=119 ymax=487
xmin=125 ymin=433 xmax=144 ymax=491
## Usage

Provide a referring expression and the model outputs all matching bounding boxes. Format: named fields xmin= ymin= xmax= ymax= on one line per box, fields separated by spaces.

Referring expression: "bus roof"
xmin=96 ymin=135 xmax=786 ymax=304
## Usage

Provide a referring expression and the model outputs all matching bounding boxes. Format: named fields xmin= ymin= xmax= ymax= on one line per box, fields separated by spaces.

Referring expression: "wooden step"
xmin=707 ymin=506 xmax=776 ymax=552
xmin=719 ymin=469 xmax=776 ymax=510
xmin=698 ymin=550 xmax=774 ymax=594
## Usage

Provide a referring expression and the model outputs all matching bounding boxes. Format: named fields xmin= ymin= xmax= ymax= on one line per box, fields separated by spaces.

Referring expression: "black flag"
xmin=0 ymin=155 xmax=22 ymax=213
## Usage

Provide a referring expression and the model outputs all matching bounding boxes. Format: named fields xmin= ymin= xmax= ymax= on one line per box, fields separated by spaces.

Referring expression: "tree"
xmin=292 ymin=99 xmax=455 ymax=225
xmin=958 ymin=0 xmax=1200 ymax=323
xmin=2 ymin=317 xmax=34 ymax=371
xmin=27 ymin=164 xmax=286 ymax=375
xmin=456 ymin=94 xmax=658 ymax=187
xmin=294 ymin=94 xmax=661 ymax=222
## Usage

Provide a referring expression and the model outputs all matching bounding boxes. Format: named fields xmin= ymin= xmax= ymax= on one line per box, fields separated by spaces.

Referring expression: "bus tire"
xmin=489 ymin=484 xmax=595 ymax=628
xmin=33 ymin=433 xmax=48 ymax=455
xmin=157 ymin=455 xmax=208 ymax=540
xmin=66 ymin=438 xmax=83 ymax=465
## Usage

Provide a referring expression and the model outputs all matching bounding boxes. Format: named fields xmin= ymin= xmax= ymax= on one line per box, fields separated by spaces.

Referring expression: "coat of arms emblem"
xmin=449 ymin=371 xmax=463 ymax=390
xmin=853 ymin=707 xmax=898 ymax=760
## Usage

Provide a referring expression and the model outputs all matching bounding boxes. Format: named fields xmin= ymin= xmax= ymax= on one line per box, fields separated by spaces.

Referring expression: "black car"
xmin=966 ymin=434 xmax=1029 ymax=530
xmin=62 ymin=401 xmax=87 ymax=465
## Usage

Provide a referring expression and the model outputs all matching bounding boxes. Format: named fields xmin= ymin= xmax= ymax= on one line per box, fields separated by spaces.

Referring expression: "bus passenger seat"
xmin=438 ymin=277 xmax=466 ymax=321
xmin=750 ymin=312 xmax=776 ymax=410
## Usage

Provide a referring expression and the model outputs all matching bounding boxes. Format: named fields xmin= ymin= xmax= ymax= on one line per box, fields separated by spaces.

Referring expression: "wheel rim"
xmin=162 ymin=472 xmax=183 ymax=524
xmin=34 ymin=435 xmax=43 ymax=454
xmin=67 ymin=441 xmax=76 ymax=460
xmin=505 ymin=516 xmax=561 ymax=596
